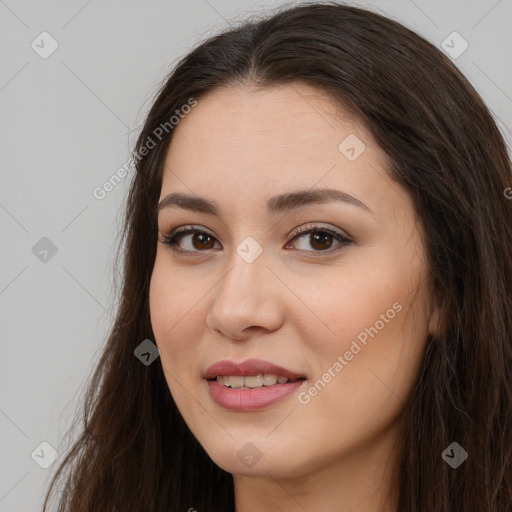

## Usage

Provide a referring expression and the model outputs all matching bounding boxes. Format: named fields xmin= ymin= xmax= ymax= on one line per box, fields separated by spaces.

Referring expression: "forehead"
xmin=158 ymin=83 xmax=412 ymax=225
xmin=163 ymin=83 xmax=381 ymax=184
xmin=169 ymin=83 xmax=358 ymax=151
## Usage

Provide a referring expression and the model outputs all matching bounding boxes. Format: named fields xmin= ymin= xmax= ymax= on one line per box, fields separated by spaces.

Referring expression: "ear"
xmin=427 ymin=296 xmax=442 ymax=337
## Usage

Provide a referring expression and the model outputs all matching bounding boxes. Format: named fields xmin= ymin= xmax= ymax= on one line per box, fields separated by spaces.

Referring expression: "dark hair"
xmin=43 ymin=2 xmax=512 ymax=511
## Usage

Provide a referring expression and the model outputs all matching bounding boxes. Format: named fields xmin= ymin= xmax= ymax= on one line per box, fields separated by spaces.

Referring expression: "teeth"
xmin=245 ymin=374 xmax=264 ymax=388
xmin=263 ymin=374 xmax=278 ymax=386
xmin=216 ymin=374 xmax=291 ymax=388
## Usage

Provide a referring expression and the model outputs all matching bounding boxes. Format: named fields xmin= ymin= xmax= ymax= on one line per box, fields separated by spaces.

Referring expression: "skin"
xmin=149 ymin=82 xmax=439 ymax=512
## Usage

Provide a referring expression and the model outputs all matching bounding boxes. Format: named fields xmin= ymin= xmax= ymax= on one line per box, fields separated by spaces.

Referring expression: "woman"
xmin=42 ymin=2 xmax=512 ymax=511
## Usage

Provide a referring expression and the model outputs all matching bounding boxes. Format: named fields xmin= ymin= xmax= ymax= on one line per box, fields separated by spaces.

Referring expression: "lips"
xmin=204 ymin=358 xmax=306 ymax=381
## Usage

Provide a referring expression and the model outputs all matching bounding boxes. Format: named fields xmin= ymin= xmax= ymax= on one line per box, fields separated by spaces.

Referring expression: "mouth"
xmin=205 ymin=375 xmax=307 ymax=411
xmin=203 ymin=358 xmax=307 ymax=411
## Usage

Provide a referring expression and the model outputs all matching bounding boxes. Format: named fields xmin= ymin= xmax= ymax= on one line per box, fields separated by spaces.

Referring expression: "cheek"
xmin=150 ymin=256 xmax=193 ymax=334
xmin=291 ymin=264 xmax=409 ymax=357
xmin=295 ymin=259 xmax=428 ymax=401
xmin=149 ymin=260 xmax=203 ymax=365
xmin=149 ymin=261 xmax=207 ymax=415
xmin=293 ymin=278 xmax=427 ymax=451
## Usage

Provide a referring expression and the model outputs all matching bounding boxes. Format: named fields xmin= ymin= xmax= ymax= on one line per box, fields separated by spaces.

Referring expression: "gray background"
xmin=1 ymin=0 xmax=511 ymax=510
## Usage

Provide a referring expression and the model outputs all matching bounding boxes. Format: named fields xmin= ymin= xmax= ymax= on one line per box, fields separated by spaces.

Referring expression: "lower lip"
xmin=207 ymin=379 xmax=306 ymax=411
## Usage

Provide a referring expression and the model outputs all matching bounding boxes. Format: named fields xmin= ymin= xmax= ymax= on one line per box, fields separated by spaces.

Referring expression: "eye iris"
xmin=193 ymin=233 xmax=215 ymax=250
xmin=310 ymin=232 xmax=333 ymax=250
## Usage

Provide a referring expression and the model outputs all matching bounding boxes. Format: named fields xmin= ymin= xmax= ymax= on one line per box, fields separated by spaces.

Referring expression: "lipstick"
xmin=204 ymin=358 xmax=307 ymax=411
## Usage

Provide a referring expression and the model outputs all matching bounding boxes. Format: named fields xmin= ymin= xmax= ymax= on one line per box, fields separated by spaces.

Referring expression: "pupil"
xmin=311 ymin=232 xmax=332 ymax=250
xmin=194 ymin=233 xmax=214 ymax=249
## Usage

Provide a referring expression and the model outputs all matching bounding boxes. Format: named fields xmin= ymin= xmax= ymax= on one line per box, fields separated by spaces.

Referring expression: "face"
xmin=149 ymin=82 xmax=438 ymax=480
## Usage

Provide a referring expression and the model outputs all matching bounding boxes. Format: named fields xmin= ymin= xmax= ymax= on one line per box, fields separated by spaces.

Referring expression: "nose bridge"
xmin=206 ymin=244 xmax=283 ymax=337
xmin=217 ymin=246 xmax=268 ymax=308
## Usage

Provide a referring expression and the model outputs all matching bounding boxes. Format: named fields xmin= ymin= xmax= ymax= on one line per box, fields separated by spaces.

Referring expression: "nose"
xmin=205 ymin=250 xmax=285 ymax=341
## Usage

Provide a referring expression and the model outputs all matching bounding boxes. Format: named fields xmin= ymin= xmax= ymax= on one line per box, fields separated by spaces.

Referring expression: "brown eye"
xmin=191 ymin=233 xmax=216 ymax=250
xmin=309 ymin=232 xmax=335 ymax=251
xmin=160 ymin=227 xmax=221 ymax=253
xmin=287 ymin=226 xmax=352 ymax=254
xmin=160 ymin=224 xmax=352 ymax=256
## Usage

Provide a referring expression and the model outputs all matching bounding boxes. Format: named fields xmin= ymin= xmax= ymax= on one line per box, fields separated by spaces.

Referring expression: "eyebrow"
xmin=157 ymin=188 xmax=373 ymax=216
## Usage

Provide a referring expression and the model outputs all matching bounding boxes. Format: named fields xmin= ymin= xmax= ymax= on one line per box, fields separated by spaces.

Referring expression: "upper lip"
xmin=204 ymin=358 xmax=306 ymax=381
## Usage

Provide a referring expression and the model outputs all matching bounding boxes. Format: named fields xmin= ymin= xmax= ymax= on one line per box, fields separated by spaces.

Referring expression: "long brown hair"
xmin=42 ymin=2 xmax=512 ymax=510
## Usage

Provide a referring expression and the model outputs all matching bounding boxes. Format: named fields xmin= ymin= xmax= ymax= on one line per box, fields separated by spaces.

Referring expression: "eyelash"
xmin=158 ymin=223 xmax=353 ymax=257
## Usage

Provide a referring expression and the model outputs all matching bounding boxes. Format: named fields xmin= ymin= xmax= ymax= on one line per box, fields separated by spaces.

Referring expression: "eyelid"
xmin=159 ymin=222 xmax=353 ymax=255
xmin=288 ymin=222 xmax=352 ymax=240
xmin=169 ymin=224 xmax=215 ymax=237
xmin=158 ymin=224 xmax=220 ymax=256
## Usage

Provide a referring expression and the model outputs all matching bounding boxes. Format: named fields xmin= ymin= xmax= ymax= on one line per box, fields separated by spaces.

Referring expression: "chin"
xmin=205 ymin=441 xmax=310 ymax=480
